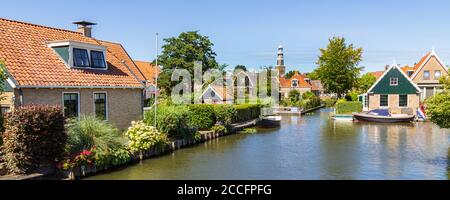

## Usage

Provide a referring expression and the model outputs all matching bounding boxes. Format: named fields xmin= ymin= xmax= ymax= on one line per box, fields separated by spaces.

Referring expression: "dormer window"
xmin=90 ymin=50 xmax=106 ymax=68
xmin=292 ymin=79 xmax=299 ymax=87
xmin=73 ymin=48 xmax=90 ymax=67
xmin=49 ymin=41 xmax=108 ymax=70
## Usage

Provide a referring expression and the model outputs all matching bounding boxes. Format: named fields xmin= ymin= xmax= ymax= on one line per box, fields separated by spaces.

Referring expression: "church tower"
xmin=275 ymin=44 xmax=286 ymax=76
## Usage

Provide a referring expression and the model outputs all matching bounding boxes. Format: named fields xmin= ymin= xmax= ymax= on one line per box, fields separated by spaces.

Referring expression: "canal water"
xmin=87 ymin=109 xmax=450 ymax=180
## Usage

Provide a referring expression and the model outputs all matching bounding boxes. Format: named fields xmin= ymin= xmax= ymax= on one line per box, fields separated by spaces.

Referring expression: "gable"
xmin=369 ymin=66 xmax=419 ymax=94
xmin=200 ymin=87 xmax=223 ymax=100
xmin=411 ymin=55 xmax=449 ymax=82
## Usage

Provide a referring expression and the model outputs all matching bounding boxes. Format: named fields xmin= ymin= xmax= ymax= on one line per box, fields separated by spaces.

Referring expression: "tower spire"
xmin=276 ymin=43 xmax=286 ymax=76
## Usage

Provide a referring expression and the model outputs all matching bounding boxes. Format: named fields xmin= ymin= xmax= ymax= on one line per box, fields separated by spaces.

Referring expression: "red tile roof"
xmin=0 ymin=18 xmax=144 ymax=88
xmin=368 ymin=71 xmax=385 ymax=80
xmin=279 ymin=71 xmax=313 ymax=89
xmin=134 ymin=61 xmax=160 ymax=84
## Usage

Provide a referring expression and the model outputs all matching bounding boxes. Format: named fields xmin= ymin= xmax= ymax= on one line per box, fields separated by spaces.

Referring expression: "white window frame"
xmin=62 ymin=92 xmax=81 ymax=119
xmin=390 ymin=77 xmax=398 ymax=86
xmin=93 ymin=91 xmax=108 ymax=121
xmin=379 ymin=94 xmax=389 ymax=108
xmin=398 ymin=94 xmax=408 ymax=108
xmin=48 ymin=41 xmax=108 ymax=70
xmin=423 ymin=70 xmax=430 ymax=80
xmin=434 ymin=70 xmax=441 ymax=80
xmin=291 ymin=79 xmax=299 ymax=88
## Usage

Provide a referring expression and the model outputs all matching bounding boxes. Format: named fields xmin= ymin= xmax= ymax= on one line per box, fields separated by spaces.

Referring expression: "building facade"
xmin=0 ymin=18 xmax=147 ymax=130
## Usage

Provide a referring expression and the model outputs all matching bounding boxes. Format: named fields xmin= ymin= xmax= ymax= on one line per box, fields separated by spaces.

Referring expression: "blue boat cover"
xmin=368 ymin=109 xmax=390 ymax=116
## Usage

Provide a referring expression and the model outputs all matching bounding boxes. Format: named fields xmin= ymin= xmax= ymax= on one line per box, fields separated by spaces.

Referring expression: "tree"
xmin=306 ymin=71 xmax=319 ymax=80
xmin=315 ymin=37 xmax=363 ymax=98
xmin=288 ymin=90 xmax=301 ymax=104
xmin=0 ymin=60 xmax=8 ymax=102
xmin=285 ymin=71 xmax=296 ymax=79
xmin=357 ymin=73 xmax=377 ymax=93
xmin=157 ymin=31 xmax=220 ymax=95
xmin=426 ymin=76 xmax=450 ymax=128
xmin=234 ymin=65 xmax=247 ymax=72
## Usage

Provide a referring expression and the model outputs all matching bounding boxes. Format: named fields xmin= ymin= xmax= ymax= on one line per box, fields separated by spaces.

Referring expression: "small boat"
xmin=260 ymin=116 xmax=282 ymax=128
xmin=353 ymin=110 xmax=415 ymax=123
xmin=331 ymin=114 xmax=354 ymax=121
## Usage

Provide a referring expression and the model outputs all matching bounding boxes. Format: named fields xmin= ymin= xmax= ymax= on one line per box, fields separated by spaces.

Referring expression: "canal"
xmin=87 ymin=109 xmax=450 ymax=180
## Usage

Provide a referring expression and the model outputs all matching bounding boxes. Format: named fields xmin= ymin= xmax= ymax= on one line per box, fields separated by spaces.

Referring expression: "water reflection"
xmin=87 ymin=109 xmax=450 ymax=180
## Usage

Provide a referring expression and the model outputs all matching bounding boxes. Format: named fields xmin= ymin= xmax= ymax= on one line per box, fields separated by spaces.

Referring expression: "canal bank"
xmin=86 ymin=108 xmax=450 ymax=180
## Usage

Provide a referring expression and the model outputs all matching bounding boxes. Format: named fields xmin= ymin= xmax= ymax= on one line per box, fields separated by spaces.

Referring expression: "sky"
xmin=2 ymin=0 xmax=450 ymax=73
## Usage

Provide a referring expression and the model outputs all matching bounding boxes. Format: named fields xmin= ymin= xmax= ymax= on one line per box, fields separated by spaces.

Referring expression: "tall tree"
xmin=315 ymin=37 xmax=363 ymax=98
xmin=285 ymin=71 xmax=296 ymax=79
xmin=357 ymin=73 xmax=377 ymax=93
xmin=426 ymin=76 xmax=450 ymax=128
xmin=157 ymin=31 xmax=220 ymax=95
xmin=234 ymin=65 xmax=247 ymax=72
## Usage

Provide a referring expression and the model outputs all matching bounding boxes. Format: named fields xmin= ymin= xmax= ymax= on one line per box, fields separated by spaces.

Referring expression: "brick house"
xmin=364 ymin=64 xmax=421 ymax=114
xmin=0 ymin=18 xmax=147 ymax=130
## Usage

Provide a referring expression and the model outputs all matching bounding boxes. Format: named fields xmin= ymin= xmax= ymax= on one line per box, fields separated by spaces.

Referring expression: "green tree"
xmin=288 ymin=90 xmax=301 ymax=104
xmin=285 ymin=70 xmax=296 ymax=79
xmin=306 ymin=71 xmax=319 ymax=80
xmin=315 ymin=37 xmax=363 ymax=98
xmin=234 ymin=65 xmax=247 ymax=72
xmin=357 ymin=73 xmax=377 ymax=93
xmin=157 ymin=31 xmax=220 ymax=95
xmin=426 ymin=76 xmax=450 ymax=128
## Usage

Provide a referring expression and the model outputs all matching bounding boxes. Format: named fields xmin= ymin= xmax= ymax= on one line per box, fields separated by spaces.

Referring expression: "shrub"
xmin=211 ymin=125 xmax=228 ymax=135
xmin=346 ymin=90 xmax=360 ymax=102
xmin=188 ymin=104 xmax=216 ymax=130
xmin=335 ymin=101 xmax=362 ymax=114
xmin=233 ymin=104 xmax=261 ymax=123
xmin=323 ymin=98 xmax=338 ymax=107
xmin=213 ymin=105 xmax=236 ymax=125
xmin=125 ymin=121 xmax=168 ymax=153
xmin=3 ymin=105 xmax=66 ymax=174
xmin=65 ymin=115 xmax=123 ymax=155
xmin=144 ymin=106 xmax=191 ymax=139
xmin=109 ymin=148 xmax=131 ymax=167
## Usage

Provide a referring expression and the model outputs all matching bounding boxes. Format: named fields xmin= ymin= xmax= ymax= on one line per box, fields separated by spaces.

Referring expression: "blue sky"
xmin=2 ymin=0 xmax=450 ymax=73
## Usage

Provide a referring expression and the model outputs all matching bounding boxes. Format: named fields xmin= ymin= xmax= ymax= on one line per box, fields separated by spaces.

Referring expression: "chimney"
xmin=73 ymin=21 xmax=97 ymax=37
xmin=385 ymin=65 xmax=389 ymax=70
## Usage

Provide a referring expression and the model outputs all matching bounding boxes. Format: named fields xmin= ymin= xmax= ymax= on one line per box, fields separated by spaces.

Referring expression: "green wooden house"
xmin=360 ymin=64 xmax=421 ymax=114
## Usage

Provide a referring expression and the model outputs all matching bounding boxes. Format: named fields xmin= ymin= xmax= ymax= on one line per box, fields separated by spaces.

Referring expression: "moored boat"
xmin=353 ymin=112 xmax=415 ymax=123
xmin=260 ymin=116 xmax=282 ymax=128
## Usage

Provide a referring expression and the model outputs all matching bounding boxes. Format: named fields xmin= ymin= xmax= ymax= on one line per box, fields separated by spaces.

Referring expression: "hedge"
xmin=335 ymin=101 xmax=363 ymax=115
xmin=188 ymin=104 xmax=216 ymax=130
xmin=144 ymin=106 xmax=192 ymax=139
xmin=3 ymin=105 xmax=66 ymax=174
xmin=232 ymin=104 xmax=261 ymax=123
xmin=212 ymin=105 xmax=236 ymax=125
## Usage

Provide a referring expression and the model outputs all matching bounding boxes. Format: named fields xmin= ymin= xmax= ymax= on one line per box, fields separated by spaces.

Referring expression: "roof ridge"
xmin=0 ymin=17 xmax=82 ymax=35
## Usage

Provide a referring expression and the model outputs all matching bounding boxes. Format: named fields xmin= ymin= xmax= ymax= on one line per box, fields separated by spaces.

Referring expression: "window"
xmin=292 ymin=80 xmax=299 ymax=87
xmin=434 ymin=70 xmax=441 ymax=80
xmin=94 ymin=93 xmax=107 ymax=120
xmin=423 ymin=70 xmax=430 ymax=80
xmin=63 ymin=93 xmax=79 ymax=118
xmin=90 ymin=50 xmax=106 ymax=68
xmin=407 ymin=71 xmax=414 ymax=77
xmin=73 ymin=48 xmax=90 ymax=67
xmin=399 ymin=95 xmax=408 ymax=107
xmin=380 ymin=95 xmax=388 ymax=107
xmin=210 ymin=90 xmax=216 ymax=98
xmin=390 ymin=77 xmax=398 ymax=86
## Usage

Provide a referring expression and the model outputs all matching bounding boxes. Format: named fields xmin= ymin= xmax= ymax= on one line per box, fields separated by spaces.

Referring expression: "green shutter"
xmin=369 ymin=67 xmax=419 ymax=94
xmin=53 ymin=46 xmax=70 ymax=64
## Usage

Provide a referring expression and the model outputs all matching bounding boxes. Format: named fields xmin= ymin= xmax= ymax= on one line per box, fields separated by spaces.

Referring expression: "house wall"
xmin=412 ymin=56 xmax=447 ymax=84
xmin=14 ymin=88 xmax=143 ymax=130
xmin=368 ymin=94 xmax=420 ymax=114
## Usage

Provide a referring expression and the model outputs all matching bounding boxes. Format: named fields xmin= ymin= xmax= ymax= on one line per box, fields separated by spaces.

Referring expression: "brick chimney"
xmin=73 ymin=21 xmax=97 ymax=37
